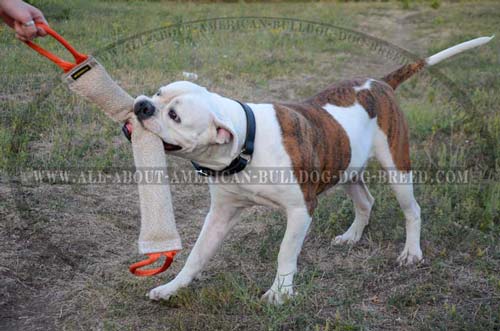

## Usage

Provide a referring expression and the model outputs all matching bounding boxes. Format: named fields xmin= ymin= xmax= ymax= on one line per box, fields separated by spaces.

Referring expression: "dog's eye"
xmin=156 ymin=90 xmax=161 ymax=97
xmin=168 ymin=109 xmax=180 ymax=123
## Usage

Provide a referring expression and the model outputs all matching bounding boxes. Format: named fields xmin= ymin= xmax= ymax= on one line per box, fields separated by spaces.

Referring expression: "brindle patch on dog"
xmin=274 ymin=103 xmax=351 ymax=215
xmin=356 ymin=88 xmax=377 ymax=119
xmin=275 ymin=73 xmax=415 ymax=212
xmin=306 ymin=79 xmax=364 ymax=108
xmin=315 ymin=77 xmax=412 ymax=172
xmin=382 ymin=59 xmax=426 ymax=90
xmin=369 ymin=81 xmax=411 ymax=172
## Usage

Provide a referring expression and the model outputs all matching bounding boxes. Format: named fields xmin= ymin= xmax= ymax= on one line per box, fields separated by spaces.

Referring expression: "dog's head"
xmin=133 ymin=81 xmax=239 ymax=165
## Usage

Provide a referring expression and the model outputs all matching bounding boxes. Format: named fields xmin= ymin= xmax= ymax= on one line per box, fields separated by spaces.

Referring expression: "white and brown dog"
xmin=133 ymin=36 xmax=492 ymax=304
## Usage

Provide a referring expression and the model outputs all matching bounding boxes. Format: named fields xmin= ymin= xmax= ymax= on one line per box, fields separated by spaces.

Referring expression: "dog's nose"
xmin=134 ymin=100 xmax=156 ymax=120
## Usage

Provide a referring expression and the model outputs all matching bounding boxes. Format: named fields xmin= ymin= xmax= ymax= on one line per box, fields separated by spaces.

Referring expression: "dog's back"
xmin=272 ymin=76 xmax=408 ymax=213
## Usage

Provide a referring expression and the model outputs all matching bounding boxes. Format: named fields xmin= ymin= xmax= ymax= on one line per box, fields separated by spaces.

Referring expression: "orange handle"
xmin=129 ymin=251 xmax=177 ymax=277
xmin=24 ymin=23 xmax=88 ymax=72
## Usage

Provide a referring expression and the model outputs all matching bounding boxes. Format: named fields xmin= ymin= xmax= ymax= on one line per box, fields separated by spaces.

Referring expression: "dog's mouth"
xmin=163 ymin=141 xmax=182 ymax=152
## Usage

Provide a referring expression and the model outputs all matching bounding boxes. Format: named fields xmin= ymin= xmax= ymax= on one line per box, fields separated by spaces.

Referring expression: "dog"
xmin=132 ymin=36 xmax=492 ymax=304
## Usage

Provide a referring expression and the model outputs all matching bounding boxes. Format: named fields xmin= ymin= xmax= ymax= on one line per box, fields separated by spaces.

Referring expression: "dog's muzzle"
xmin=134 ymin=100 xmax=156 ymax=121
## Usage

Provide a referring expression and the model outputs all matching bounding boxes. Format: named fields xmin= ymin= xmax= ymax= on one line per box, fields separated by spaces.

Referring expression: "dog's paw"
xmin=397 ymin=246 xmax=423 ymax=266
xmin=148 ymin=282 xmax=181 ymax=301
xmin=261 ymin=287 xmax=294 ymax=305
xmin=333 ymin=229 xmax=362 ymax=245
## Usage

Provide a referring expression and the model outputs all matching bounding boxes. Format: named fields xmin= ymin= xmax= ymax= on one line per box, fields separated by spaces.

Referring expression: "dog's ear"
xmin=215 ymin=127 xmax=232 ymax=144
xmin=211 ymin=113 xmax=239 ymax=156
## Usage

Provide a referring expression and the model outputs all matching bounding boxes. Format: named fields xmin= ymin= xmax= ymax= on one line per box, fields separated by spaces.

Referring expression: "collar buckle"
xmin=195 ymin=168 xmax=210 ymax=177
xmin=239 ymin=150 xmax=252 ymax=163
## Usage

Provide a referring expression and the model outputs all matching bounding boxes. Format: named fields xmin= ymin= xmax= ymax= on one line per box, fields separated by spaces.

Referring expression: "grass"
xmin=1 ymin=1 xmax=499 ymax=330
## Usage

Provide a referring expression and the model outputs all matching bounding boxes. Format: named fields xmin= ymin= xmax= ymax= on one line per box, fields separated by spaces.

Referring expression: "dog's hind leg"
xmin=262 ymin=207 xmax=311 ymax=305
xmin=374 ymin=128 xmax=423 ymax=265
xmin=149 ymin=201 xmax=242 ymax=301
xmin=333 ymin=179 xmax=374 ymax=245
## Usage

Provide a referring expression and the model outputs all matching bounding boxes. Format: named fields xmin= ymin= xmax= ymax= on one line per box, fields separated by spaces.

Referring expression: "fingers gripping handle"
xmin=129 ymin=251 xmax=178 ymax=277
xmin=24 ymin=23 xmax=88 ymax=72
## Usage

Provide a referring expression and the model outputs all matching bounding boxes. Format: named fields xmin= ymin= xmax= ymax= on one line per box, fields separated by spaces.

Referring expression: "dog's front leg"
xmin=262 ymin=207 xmax=312 ymax=305
xmin=149 ymin=203 xmax=242 ymax=301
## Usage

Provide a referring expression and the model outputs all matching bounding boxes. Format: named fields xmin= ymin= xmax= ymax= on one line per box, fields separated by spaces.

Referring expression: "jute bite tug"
xmin=24 ymin=23 xmax=182 ymax=276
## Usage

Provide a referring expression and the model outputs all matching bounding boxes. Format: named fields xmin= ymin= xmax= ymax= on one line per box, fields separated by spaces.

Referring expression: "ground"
xmin=0 ymin=1 xmax=499 ymax=330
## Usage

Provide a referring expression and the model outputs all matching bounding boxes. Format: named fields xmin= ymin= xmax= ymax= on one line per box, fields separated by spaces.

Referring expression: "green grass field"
xmin=0 ymin=1 xmax=499 ymax=330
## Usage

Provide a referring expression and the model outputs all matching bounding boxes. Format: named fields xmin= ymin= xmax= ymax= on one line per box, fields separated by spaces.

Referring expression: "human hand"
xmin=0 ymin=0 xmax=47 ymax=41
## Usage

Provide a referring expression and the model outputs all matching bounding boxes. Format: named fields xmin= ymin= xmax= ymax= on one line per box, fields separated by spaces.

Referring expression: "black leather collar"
xmin=191 ymin=100 xmax=255 ymax=177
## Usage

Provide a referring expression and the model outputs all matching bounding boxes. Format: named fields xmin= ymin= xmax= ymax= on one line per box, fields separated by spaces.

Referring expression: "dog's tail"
xmin=382 ymin=36 xmax=494 ymax=90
